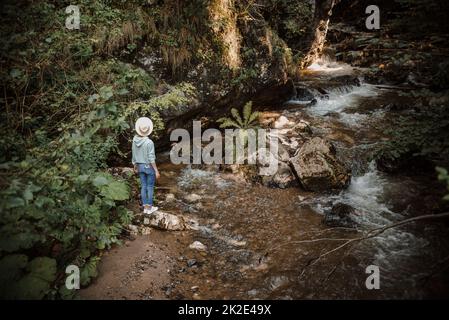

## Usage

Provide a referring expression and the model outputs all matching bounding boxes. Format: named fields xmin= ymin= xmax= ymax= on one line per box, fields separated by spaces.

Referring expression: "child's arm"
xmin=147 ymin=140 xmax=160 ymax=179
xmin=132 ymin=142 xmax=138 ymax=173
xmin=150 ymin=162 xmax=160 ymax=180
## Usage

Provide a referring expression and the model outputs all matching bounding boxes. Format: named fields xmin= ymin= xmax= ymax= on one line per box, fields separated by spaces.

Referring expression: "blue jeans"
xmin=137 ymin=164 xmax=155 ymax=206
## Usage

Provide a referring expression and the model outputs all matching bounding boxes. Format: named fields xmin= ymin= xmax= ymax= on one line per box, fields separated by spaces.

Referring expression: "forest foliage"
xmin=0 ymin=0 xmax=198 ymax=299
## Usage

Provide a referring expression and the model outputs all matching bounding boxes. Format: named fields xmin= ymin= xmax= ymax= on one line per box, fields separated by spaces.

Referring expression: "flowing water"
xmin=157 ymin=56 xmax=449 ymax=299
xmin=86 ymin=55 xmax=449 ymax=300
xmin=280 ymin=57 xmax=449 ymax=298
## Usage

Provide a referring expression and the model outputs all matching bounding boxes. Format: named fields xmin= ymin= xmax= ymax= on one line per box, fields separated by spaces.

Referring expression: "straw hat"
xmin=135 ymin=117 xmax=153 ymax=136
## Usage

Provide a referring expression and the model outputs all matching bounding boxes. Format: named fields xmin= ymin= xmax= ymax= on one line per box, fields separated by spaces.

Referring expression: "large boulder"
xmin=294 ymin=86 xmax=315 ymax=101
xmin=329 ymin=75 xmax=361 ymax=87
xmin=290 ymin=137 xmax=350 ymax=191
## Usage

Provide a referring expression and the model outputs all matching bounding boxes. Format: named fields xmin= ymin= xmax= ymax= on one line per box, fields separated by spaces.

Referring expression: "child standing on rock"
xmin=132 ymin=117 xmax=160 ymax=215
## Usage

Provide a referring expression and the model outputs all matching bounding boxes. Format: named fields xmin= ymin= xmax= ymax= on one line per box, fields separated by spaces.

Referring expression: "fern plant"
xmin=216 ymin=101 xmax=260 ymax=129
xmin=216 ymin=101 xmax=261 ymax=163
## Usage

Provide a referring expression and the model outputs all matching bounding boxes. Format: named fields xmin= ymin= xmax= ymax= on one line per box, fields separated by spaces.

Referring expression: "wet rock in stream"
xmin=323 ymin=202 xmax=357 ymax=228
xmin=261 ymin=161 xmax=297 ymax=189
xmin=290 ymin=137 xmax=351 ymax=191
xmin=330 ymin=75 xmax=361 ymax=87
xmin=294 ymin=86 xmax=315 ymax=101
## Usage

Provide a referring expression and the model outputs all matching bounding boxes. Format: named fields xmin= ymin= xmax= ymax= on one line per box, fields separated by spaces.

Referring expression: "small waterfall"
xmin=290 ymin=53 xmax=385 ymax=127
xmin=306 ymin=83 xmax=380 ymax=126
xmin=307 ymin=55 xmax=349 ymax=73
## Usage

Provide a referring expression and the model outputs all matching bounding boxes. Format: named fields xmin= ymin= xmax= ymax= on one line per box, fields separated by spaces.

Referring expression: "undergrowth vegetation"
xmin=375 ymin=90 xmax=449 ymax=172
xmin=0 ymin=0 xmax=198 ymax=299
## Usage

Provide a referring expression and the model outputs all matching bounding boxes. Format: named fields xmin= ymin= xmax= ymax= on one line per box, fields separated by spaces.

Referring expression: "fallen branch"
xmin=270 ymin=212 xmax=449 ymax=276
xmin=316 ymin=212 xmax=449 ymax=268
xmin=374 ymin=84 xmax=423 ymax=91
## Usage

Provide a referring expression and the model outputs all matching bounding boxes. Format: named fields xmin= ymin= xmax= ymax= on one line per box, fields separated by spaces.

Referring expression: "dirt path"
xmin=79 ymin=231 xmax=190 ymax=300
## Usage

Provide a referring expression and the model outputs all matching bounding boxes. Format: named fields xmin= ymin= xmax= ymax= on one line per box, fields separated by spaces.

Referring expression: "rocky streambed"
xmin=81 ymin=57 xmax=449 ymax=300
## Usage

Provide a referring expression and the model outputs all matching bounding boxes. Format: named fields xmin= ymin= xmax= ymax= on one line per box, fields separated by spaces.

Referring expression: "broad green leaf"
xmin=6 ymin=196 xmax=25 ymax=209
xmin=80 ymin=257 xmax=100 ymax=286
xmin=100 ymin=181 xmax=129 ymax=201
xmin=27 ymin=257 xmax=57 ymax=282
xmin=0 ymin=254 xmax=28 ymax=284
xmin=25 ymin=207 xmax=45 ymax=219
xmin=92 ymin=175 xmax=109 ymax=187
xmin=0 ymin=228 xmax=42 ymax=252
xmin=99 ymin=86 xmax=113 ymax=100
xmin=76 ymin=175 xmax=90 ymax=184
xmin=436 ymin=166 xmax=447 ymax=174
xmin=58 ymin=284 xmax=77 ymax=300
xmin=247 ymin=111 xmax=260 ymax=126
xmin=218 ymin=118 xmax=240 ymax=129
xmin=23 ymin=190 xmax=33 ymax=202
xmin=10 ymin=68 xmax=22 ymax=79
xmin=88 ymin=94 xmax=99 ymax=104
xmin=79 ymin=247 xmax=91 ymax=259
xmin=117 ymin=88 xmax=129 ymax=95
xmin=11 ymin=274 xmax=50 ymax=300
xmin=34 ymin=196 xmax=55 ymax=209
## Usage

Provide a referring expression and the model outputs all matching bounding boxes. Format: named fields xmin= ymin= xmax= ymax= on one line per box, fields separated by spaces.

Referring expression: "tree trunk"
xmin=300 ymin=0 xmax=338 ymax=69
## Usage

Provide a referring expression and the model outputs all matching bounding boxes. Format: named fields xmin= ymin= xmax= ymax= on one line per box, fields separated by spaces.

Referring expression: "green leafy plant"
xmin=375 ymin=103 xmax=449 ymax=165
xmin=0 ymin=255 xmax=56 ymax=299
xmin=0 ymin=84 xmax=132 ymax=299
xmin=436 ymin=167 xmax=449 ymax=201
xmin=216 ymin=101 xmax=261 ymax=164
xmin=216 ymin=101 xmax=260 ymax=130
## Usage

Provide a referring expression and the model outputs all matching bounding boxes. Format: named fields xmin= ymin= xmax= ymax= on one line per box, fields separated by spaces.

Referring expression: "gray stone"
xmin=262 ymin=161 xmax=296 ymax=189
xmin=148 ymin=211 xmax=186 ymax=231
xmin=165 ymin=193 xmax=176 ymax=202
xmin=323 ymin=202 xmax=357 ymax=228
xmin=128 ymin=224 xmax=138 ymax=233
xmin=290 ymin=137 xmax=350 ymax=191
xmin=184 ymin=193 xmax=202 ymax=203
xmin=141 ymin=227 xmax=152 ymax=235
xmin=273 ymin=116 xmax=292 ymax=129
xmin=187 ymin=259 xmax=197 ymax=267
xmin=189 ymin=241 xmax=207 ymax=251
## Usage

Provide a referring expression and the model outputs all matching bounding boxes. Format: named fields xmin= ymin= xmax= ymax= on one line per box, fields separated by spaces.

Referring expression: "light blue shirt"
xmin=132 ymin=135 xmax=156 ymax=165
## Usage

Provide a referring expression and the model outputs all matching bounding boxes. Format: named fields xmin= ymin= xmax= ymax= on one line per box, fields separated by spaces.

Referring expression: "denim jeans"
xmin=137 ymin=164 xmax=155 ymax=206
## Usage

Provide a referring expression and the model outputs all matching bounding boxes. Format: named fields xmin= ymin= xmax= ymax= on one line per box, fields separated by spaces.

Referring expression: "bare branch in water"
xmin=269 ymin=212 xmax=449 ymax=278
